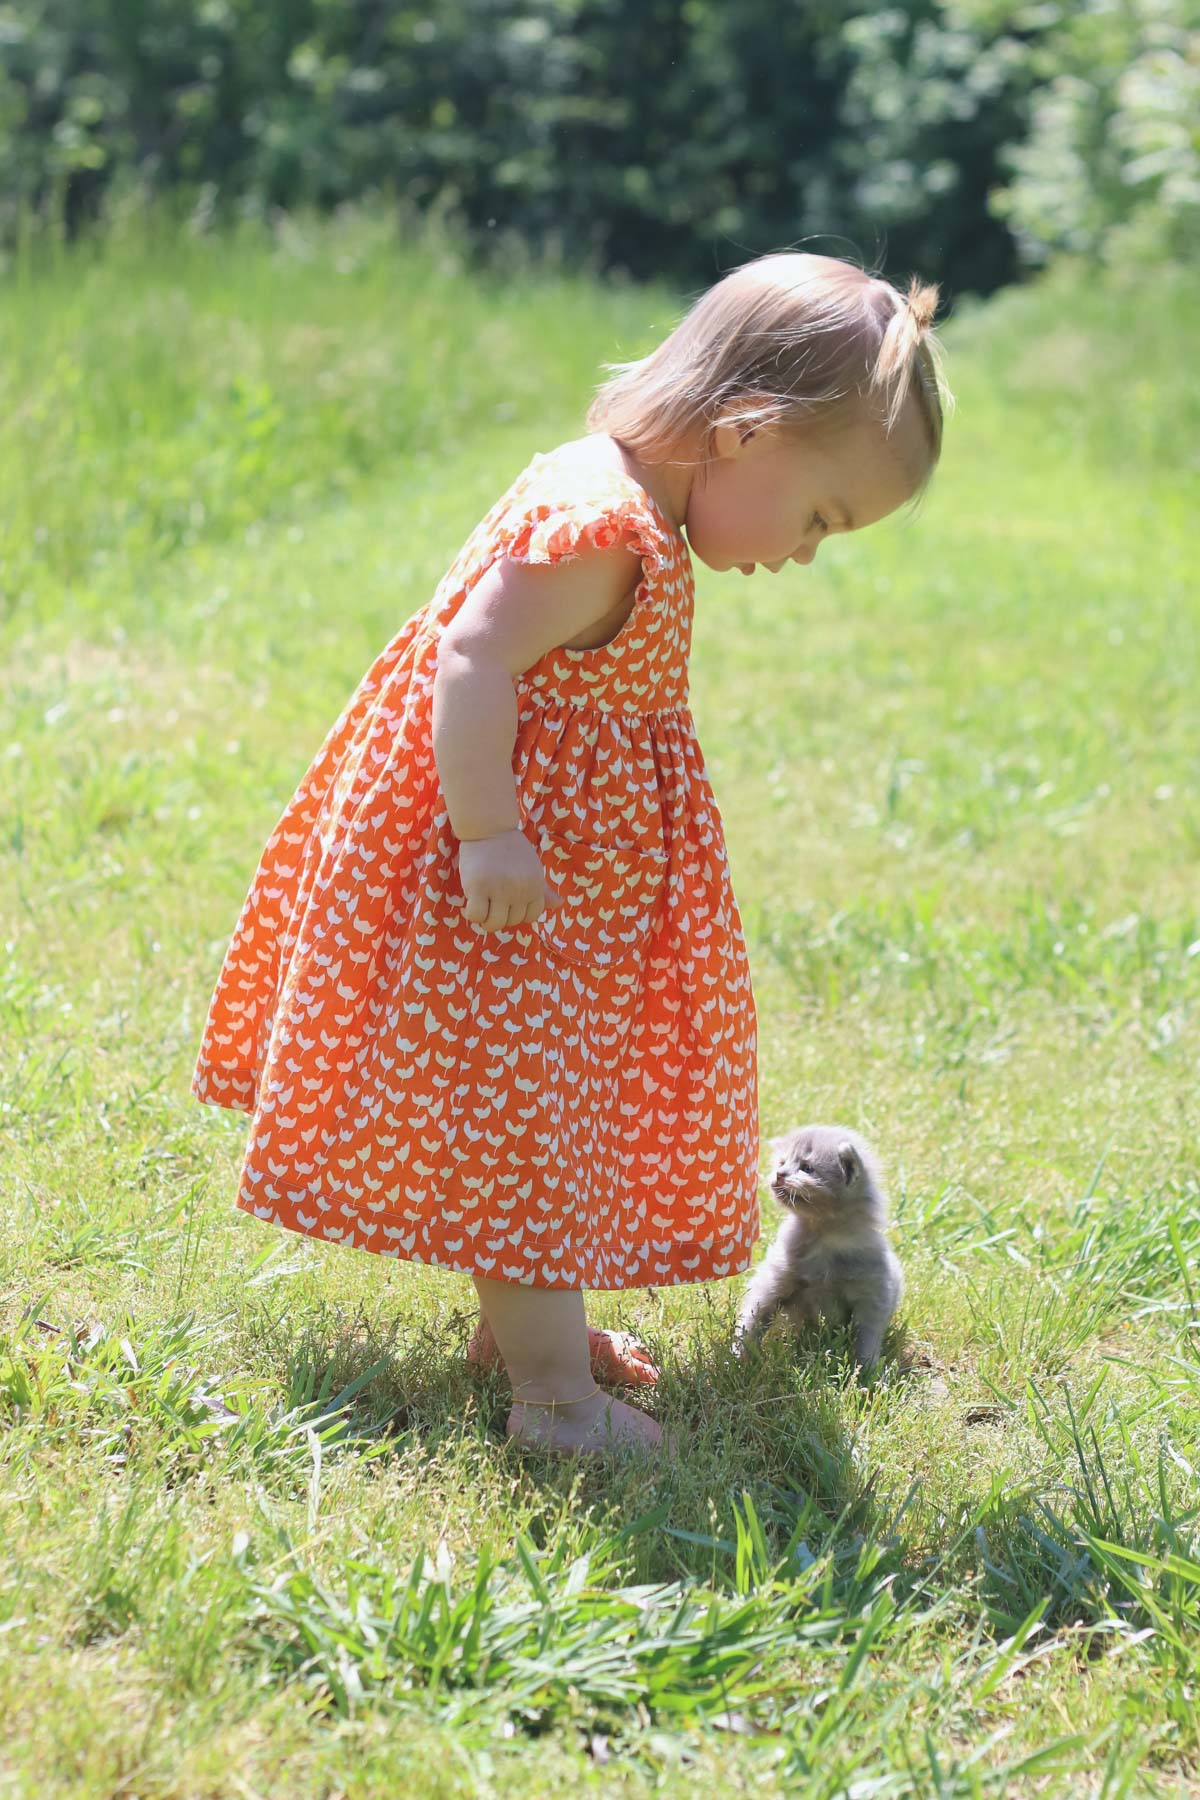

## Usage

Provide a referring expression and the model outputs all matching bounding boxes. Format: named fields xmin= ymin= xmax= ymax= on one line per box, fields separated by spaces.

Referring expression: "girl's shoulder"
xmin=507 ymin=433 xmax=680 ymax=540
xmin=526 ymin=431 xmax=644 ymax=488
xmin=489 ymin=435 xmax=685 ymax=576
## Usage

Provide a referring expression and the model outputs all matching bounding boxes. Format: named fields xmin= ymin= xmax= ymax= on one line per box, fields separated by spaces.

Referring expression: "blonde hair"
xmin=587 ymin=252 xmax=953 ymax=493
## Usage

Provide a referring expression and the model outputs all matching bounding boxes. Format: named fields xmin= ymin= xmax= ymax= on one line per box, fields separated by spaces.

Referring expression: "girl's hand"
xmin=456 ymin=828 xmax=565 ymax=931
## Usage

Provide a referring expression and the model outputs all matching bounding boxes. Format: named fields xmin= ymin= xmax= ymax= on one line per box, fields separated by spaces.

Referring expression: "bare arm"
xmin=431 ymin=648 xmax=522 ymax=841
xmin=432 ymin=542 xmax=644 ymax=930
xmin=432 ymin=544 xmax=643 ymax=841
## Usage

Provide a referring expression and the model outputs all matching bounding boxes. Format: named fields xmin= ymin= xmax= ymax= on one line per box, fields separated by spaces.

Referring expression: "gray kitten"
xmin=733 ymin=1124 xmax=904 ymax=1368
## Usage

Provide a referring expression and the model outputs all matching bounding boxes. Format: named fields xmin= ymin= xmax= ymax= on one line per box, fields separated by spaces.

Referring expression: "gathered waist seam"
xmin=516 ymin=700 xmax=692 ymax=721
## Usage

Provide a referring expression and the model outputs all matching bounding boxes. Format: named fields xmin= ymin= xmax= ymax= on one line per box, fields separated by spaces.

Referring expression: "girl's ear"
xmin=711 ymin=416 xmax=748 ymax=461
xmin=711 ymin=397 xmax=773 ymax=460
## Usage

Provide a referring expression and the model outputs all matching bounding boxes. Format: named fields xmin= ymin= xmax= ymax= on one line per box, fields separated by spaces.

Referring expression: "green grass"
xmin=1 ymin=201 xmax=1198 ymax=1796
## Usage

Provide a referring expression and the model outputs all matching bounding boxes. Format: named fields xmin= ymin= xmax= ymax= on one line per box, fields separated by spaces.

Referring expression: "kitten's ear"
xmin=837 ymin=1140 xmax=859 ymax=1184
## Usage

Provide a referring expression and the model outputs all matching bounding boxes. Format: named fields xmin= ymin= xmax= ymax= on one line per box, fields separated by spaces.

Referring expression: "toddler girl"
xmin=192 ymin=250 xmax=950 ymax=1459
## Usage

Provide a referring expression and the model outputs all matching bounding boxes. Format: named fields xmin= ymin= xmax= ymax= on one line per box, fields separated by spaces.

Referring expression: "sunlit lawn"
xmin=1 ymin=204 xmax=1198 ymax=1795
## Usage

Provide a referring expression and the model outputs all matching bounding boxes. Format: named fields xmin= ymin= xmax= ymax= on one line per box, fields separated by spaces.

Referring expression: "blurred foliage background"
xmin=2 ymin=0 xmax=1197 ymax=298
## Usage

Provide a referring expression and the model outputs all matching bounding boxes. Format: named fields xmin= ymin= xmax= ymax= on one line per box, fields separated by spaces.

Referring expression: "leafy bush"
xmin=0 ymin=0 xmax=1019 ymax=294
xmin=994 ymin=0 xmax=1200 ymax=266
xmin=1 ymin=1 xmax=1195 ymax=297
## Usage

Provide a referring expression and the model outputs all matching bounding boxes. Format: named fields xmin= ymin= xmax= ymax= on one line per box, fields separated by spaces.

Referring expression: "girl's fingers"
xmin=472 ymin=902 xmax=525 ymax=930
xmin=464 ymin=893 xmax=554 ymax=930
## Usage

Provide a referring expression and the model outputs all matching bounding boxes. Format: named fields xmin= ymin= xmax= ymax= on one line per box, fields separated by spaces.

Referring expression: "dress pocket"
xmin=533 ymin=830 xmax=668 ymax=972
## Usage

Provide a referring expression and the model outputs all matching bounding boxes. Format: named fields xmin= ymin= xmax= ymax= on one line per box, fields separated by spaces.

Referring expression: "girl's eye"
xmin=812 ymin=513 xmax=829 ymax=534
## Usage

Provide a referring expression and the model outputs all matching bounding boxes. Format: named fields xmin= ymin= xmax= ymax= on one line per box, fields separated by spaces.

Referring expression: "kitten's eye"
xmin=795 ymin=1158 xmax=810 ymax=1173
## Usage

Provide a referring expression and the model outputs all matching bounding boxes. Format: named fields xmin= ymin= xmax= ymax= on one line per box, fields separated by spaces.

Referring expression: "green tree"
xmin=993 ymin=0 xmax=1200 ymax=265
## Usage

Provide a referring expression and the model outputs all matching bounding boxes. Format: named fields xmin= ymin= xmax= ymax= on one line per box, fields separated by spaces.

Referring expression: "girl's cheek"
xmin=760 ymin=514 xmax=800 ymax=562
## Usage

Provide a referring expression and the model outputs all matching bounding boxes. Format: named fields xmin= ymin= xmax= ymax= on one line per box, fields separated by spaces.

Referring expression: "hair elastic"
xmin=904 ymin=284 xmax=937 ymax=336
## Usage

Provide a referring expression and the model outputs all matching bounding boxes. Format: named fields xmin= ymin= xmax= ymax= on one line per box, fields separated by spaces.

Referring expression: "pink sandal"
xmin=466 ymin=1315 xmax=660 ymax=1387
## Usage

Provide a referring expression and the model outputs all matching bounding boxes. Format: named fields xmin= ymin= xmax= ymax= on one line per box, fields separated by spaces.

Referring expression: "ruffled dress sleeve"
xmin=491 ymin=481 xmax=674 ymax=586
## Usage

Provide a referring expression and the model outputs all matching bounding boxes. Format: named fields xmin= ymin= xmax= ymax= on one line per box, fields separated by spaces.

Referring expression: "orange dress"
xmin=192 ymin=439 xmax=760 ymax=1288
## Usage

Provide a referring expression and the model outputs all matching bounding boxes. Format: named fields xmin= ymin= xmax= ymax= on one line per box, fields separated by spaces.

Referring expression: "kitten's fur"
xmin=733 ymin=1124 xmax=903 ymax=1368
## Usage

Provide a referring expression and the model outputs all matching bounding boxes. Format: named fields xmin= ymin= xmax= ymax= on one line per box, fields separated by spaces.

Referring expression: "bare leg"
xmin=466 ymin=1309 xmax=660 ymax=1385
xmin=472 ymin=1275 xmax=667 ymax=1456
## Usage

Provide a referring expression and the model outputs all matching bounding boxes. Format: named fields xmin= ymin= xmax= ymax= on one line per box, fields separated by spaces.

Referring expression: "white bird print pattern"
xmin=191 ymin=441 xmax=760 ymax=1288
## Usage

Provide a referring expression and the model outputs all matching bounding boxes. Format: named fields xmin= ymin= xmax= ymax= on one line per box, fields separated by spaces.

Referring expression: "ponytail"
xmin=867 ymin=275 xmax=949 ymax=450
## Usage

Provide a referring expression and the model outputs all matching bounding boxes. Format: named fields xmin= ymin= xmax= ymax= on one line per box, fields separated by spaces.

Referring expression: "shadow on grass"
xmin=261 ymin=1290 xmax=1200 ymax=1669
xmin=284 ymin=1290 xmax=946 ymax=1604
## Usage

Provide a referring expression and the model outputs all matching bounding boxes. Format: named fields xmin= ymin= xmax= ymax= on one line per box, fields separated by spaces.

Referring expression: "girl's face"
xmin=681 ymin=398 xmax=928 ymax=576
